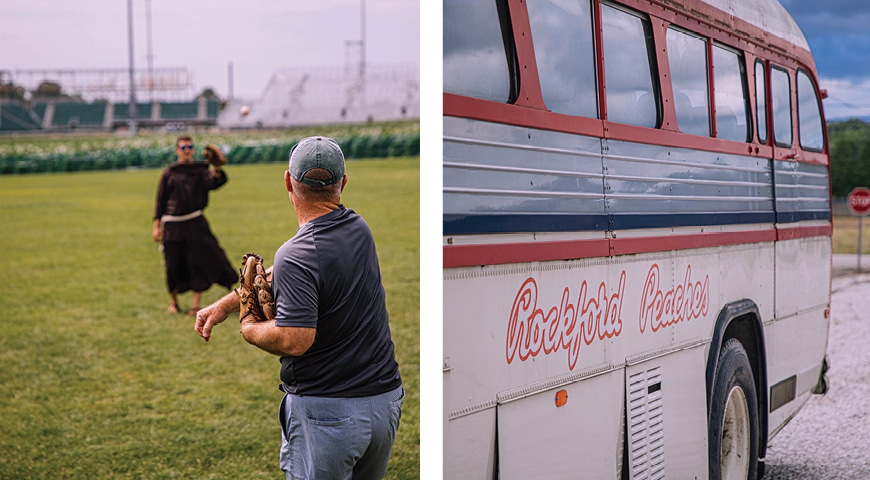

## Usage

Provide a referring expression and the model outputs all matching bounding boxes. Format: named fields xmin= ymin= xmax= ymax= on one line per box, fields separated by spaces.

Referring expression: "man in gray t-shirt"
xmin=273 ymin=204 xmax=402 ymax=397
xmin=194 ymin=137 xmax=403 ymax=479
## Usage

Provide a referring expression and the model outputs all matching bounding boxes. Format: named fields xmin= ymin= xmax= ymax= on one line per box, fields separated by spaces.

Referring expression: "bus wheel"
xmin=709 ymin=338 xmax=759 ymax=480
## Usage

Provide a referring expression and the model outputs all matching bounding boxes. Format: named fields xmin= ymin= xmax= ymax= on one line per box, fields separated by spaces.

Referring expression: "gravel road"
xmin=763 ymin=262 xmax=870 ymax=479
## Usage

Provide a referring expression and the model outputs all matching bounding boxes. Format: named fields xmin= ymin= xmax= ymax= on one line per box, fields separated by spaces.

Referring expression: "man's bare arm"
xmin=239 ymin=319 xmax=316 ymax=357
xmin=194 ymin=266 xmax=274 ymax=342
xmin=194 ymin=290 xmax=240 ymax=342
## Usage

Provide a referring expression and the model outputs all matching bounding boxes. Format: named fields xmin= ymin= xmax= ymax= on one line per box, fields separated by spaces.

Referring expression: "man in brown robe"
xmin=152 ymin=135 xmax=237 ymax=315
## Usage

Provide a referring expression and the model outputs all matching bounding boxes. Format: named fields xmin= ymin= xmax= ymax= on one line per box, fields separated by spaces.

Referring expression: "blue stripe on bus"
xmin=609 ymin=212 xmax=775 ymax=230
xmin=442 ymin=210 xmax=829 ymax=235
xmin=444 ymin=213 xmax=610 ymax=235
xmin=775 ymin=210 xmax=832 ymax=223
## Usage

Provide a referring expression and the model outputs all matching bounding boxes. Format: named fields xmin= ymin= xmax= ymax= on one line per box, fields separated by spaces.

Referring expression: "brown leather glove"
xmin=235 ymin=253 xmax=275 ymax=323
xmin=202 ymin=144 xmax=227 ymax=167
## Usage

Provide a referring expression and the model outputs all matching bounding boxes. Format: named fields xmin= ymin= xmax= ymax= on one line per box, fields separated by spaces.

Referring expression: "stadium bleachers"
xmin=2 ymin=63 xmax=418 ymax=133
xmin=50 ymin=102 xmax=107 ymax=128
xmin=218 ymin=64 xmax=419 ymax=129
xmin=159 ymin=101 xmax=198 ymax=119
xmin=0 ymin=102 xmax=42 ymax=131
xmin=0 ymin=98 xmax=220 ymax=133
xmin=31 ymin=103 xmax=47 ymax=124
xmin=113 ymin=102 xmax=154 ymax=121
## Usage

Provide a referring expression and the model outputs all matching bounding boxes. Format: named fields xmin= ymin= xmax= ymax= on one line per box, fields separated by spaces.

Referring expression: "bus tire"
xmin=708 ymin=338 xmax=759 ymax=480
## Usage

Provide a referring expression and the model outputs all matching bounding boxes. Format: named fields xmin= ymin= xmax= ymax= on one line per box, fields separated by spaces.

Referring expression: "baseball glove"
xmin=202 ymin=144 xmax=227 ymax=167
xmin=236 ymin=252 xmax=275 ymax=323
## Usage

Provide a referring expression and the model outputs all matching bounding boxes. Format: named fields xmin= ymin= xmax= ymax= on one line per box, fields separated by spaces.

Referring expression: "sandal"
xmin=167 ymin=303 xmax=180 ymax=313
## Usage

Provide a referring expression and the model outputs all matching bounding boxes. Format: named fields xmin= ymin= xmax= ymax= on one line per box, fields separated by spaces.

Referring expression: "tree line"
xmin=829 ymin=119 xmax=870 ymax=198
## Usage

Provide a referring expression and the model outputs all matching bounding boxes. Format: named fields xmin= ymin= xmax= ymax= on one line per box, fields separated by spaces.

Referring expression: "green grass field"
xmin=833 ymin=214 xmax=870 ymax=254
xmin=0 ymin=158 xmax=419 ymax=479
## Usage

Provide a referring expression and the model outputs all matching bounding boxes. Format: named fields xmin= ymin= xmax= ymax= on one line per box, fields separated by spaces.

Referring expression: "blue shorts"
xmin=278 ymin=386 xmax=405 ymax=479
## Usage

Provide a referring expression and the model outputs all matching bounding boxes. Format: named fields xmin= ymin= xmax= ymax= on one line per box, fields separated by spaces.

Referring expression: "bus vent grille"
xmin=628 ymin=366 xmax=665 ymax=480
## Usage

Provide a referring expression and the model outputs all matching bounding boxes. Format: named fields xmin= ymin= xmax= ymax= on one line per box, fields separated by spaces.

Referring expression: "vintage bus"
xmin=442 ymin=0 xmax=831 ymax=478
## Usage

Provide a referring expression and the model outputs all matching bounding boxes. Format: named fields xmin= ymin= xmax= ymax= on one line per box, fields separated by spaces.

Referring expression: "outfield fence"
xmin=0 ymin=131 xmax=420 ymax=175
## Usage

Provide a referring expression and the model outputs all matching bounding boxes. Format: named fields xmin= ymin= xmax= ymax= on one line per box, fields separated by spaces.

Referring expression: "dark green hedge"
xmin=0 ymin=131 xmax=420 ymax=175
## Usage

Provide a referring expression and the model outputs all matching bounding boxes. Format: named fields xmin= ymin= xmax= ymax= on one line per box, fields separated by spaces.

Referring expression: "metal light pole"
xmin=360 ymin=0 xmax=366 ymax=110
xmin=227 ymin=62 xmax=234 ymax=101
xmin=360 ymin=0 xmax=366 ymax=78
xmin=127 ymin=0 xmax=138 ymax=135
xmin=146 ymin=0 xmax=154 ymax=102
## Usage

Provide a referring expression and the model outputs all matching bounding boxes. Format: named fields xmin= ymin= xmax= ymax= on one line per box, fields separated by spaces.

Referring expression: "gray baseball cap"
xmin=288 ymin=136 xmax=345 ymax=186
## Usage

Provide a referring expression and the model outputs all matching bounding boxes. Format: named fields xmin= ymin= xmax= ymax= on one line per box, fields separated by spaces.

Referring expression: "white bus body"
xmin=443 ymin=0 xmax=831 ymax=478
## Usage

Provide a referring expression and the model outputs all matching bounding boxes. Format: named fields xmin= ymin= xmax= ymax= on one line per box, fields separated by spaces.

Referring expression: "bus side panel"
xmin=444 ymin=260 xmax=616 ymax=478
xmin=444 ymin=249 xmax=739 ymax=477
xmin=767 ymin=235 xmax=831 ymax=435
xmin=625 ymin=347 xmax=709 ymax=479
xmin=715 ymin=242 xmax=776 ymax=325
xmin=497 ymin=371 xmax=624 ymax=479
xmin=443 ymin=410 xmax=497 ymax=480
xmin=602 ymin=140 xmax=774 ymax=231
xmin=443 ymin=116 xmax=605 ymax=237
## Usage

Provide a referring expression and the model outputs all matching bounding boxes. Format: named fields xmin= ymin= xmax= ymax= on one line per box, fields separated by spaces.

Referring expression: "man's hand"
xmin=152 ymin=220 xmax=162 ymax=242
xmin=194 ymin=290 xmax=241 ymax=342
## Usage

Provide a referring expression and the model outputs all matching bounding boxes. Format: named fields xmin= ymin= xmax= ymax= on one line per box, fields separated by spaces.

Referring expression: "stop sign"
xmin=848 ymin=187 xmax=870 ymax=216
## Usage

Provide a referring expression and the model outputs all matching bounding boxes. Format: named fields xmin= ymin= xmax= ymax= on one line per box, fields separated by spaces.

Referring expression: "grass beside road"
xmin=833 ymin=215 xmax=870 ymax=254
xmin=0 ymin=158 xmax=419 ymax=479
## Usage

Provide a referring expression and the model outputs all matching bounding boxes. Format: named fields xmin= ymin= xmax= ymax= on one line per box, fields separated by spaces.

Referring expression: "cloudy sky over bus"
xmin=780 ymin=0 xmax=870 ymax=120
xmin=0 ymin=0 xmax=419 ymax=101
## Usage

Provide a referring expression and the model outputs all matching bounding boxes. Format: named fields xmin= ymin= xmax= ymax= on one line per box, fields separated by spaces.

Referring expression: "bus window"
xmin=755 ymin=61 xmax=768 ymax=144
xmin=771 ymin=66 xmax=792 ymax=147
xmin=444 ymin=0 xmax=512 ymax=102
xmin=528 ymin=0 xmax=598 ymax=118
xmin=713 ymin=44 xmax=749 ymax=142
xmin=797 ymin=70 xmax=824 ymax=151
xmin=667 ymin=28 xmax=710 ymax=136
xmin=601 ymin=3 xmax=657 ymax=127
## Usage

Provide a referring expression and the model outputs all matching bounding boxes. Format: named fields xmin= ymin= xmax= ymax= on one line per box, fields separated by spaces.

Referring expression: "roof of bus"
xmin=698 ymin=0 xmax=809 ymax=51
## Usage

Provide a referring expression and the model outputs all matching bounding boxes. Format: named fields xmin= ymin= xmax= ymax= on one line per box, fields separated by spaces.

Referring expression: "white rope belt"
xmin=161 ymin=209 xmax=202 ymax=225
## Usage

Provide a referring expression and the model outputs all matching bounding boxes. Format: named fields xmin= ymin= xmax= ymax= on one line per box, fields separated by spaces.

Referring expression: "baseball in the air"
xmin=240 ymin=105 xmax=251 ymax=117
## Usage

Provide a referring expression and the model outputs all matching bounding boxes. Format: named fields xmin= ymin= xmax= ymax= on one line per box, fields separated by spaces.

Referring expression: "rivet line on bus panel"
xmin=444 ymin=135 xmax=603 ymax=160
xmin=624 ymin=338 xmax=708 ymax=367
xmin=443 ymin=160 xmax=604 ymax=179
xmin=443 ymin=258 xmax=632 ymax=282
xmin=449 ymin=400 xmax=498 ymax=420
xmin=605 ymin=151 xmax=769 ymax=173
xmin=443 ymin=186 xmax=603 ymax=199
xmin=496 ymin=363 xmax=620 ymax=405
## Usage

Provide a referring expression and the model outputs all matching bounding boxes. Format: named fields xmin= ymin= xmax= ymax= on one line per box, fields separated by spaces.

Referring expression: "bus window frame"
xmin=442 ymin=0 xmax=518 ymax=104
xmin=599 ymin=1 xmax=662 ymax=129
xmin=443 ymin=0 xmax=826 ymax=164
xmin=770 ymin=64 xmax=793 ymax=149
xmin=754 ymin=59 xmax=769 ymax=146
xmin=527 ymin=0 xmax=600 ymax=119
xmin=796 ymin=68 xmax=826 ymax=153
xmin=711 ymin=41 xmax=752 ymax=143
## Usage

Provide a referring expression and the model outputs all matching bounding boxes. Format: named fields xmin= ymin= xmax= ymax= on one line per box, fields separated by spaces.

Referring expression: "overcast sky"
xmin=0 ymin=0 xmax=420 ymax=101
xmin=780 ymin=0 xmax=870 ymax=120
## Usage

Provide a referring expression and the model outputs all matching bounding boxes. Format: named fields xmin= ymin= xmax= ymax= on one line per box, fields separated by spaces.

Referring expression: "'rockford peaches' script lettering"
xmin=638 ymin=263 xmax=709 ymax=333
xmin=505 ymin=272 xmax=625 ymax=371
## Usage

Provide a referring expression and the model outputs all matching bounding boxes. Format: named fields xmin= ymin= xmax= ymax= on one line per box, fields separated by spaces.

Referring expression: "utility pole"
xmin=360 ymin=0 xmax=366 ymax=78
xmin=146 ymin=0 xmax=154 ymax=102
xmin=127 ymin=0 xmax=138 ymax=135
xmin=228 ymin=62 xmax=234 ymax=101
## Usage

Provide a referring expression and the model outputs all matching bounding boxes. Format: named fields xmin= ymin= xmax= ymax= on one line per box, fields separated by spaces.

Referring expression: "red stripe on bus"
xmin=443 ymin=238 xmax=611 ymax=268
xmin=776 ymin=224 xmax=833 ymax=241
xmin=609 ymin=230 xmax=777 ymax=256
xmin=444 ymin=226 xmax=830 ymax=268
